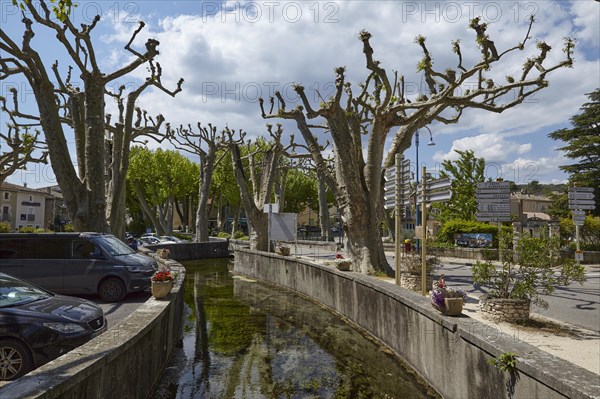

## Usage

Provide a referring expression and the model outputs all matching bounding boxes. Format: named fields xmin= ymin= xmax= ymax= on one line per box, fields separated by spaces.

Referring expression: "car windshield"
xmin=0 ymin=277 xmax=52 ymax=307
xmin=96 ymin=236 xmax=135 ymax=256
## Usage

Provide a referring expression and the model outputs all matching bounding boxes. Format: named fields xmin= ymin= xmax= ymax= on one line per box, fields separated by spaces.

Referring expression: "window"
xmin=29 ymin=195 xmax=33 ymax=202
xmin=20 ymin=214 xmax=26 ymax=221
xmin=27 ymin=207 xmax=34 ymax=221
xmin=72 ymin=240 xmax=98 ymax=259
xmin=3 ymin=192 xmax=8 ymax=200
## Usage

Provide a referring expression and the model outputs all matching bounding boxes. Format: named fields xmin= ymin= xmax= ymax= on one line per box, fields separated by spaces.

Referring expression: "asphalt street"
xmin=292 ymin=244 xmax=600 ymax=333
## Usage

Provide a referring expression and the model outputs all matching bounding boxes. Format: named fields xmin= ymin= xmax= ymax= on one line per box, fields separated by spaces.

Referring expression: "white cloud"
xmin=433 ymin=134 xmax=532 ymax=163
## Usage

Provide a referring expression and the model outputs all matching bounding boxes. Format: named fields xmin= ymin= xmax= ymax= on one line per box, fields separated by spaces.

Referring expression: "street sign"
xmin=417 ymin=177 xmax=452 ymax=192
xmin=417 ymin=192 xmax=452 ymax=203
xmin=568 ymin=200 xmax=596 ymax=210
xmin=575 ymin=251 xmax=584 ymax=262
xmin=477 ymin=203 xmax=511 ymax=212
xmin=477 ymin=197 xmax=511 ymax=204
xmin=477 ymin=181 xmax=511 ymax=189
xmin=569 ymin=192 xmax=594 ymax=200
xmin=476 ymin=193 xmax=511 ymax=199
xmin=572 ymin=210 xmax=586 ymax=217
xmin=476 ymin=215 xmax=512 ymax=222
xmin=570 ymin=187 xmax=594 ymax=192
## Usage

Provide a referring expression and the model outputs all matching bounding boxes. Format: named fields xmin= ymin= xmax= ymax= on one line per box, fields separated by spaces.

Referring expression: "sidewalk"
xmin=292 ymin=246 xmax=600 ymax=375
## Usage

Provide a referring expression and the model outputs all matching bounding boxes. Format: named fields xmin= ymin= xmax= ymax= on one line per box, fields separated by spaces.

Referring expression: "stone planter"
xmin=151 ymin=281 xmax=174 ymax=299
xmin=444 ymin=298 xmax=464 ymax=316
xmin=400 ymin=274 xmax=433 ymax=293
xmin=479 ymin=295 xmax=530 ymax=322
xmin=275 ymin=246 xmax=290 ymax=256
xmin=157 ymin=249 xmax=170 ymax=259
xmin=335 ymin=261 xmax=352 ymax=271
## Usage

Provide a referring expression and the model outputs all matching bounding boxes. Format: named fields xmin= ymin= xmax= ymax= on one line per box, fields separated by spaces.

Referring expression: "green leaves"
xmin=437 ymin=149 xmax=485 ymax=222
xmin=548 ymin=89 xmax=600 ymax=216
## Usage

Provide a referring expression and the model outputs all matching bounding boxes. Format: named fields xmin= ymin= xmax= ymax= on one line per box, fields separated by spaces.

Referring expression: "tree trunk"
xmin=195 ymin=154 xmax=216 ymax=242
xmin=317 ymin=177 xmax=332 ymax=241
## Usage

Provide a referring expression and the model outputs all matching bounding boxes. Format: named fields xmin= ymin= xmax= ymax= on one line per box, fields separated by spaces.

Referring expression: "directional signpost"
xmin=385 ymin=155 xmax=412 ymax=285
xmin=476 ymin=181 xmax=511 ymax=222
xmin=569 ymin=187 xmax=595 ymax=263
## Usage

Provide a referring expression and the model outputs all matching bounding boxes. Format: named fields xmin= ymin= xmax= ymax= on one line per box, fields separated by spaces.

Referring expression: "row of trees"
xmin=1 ymin=0 xmax=582 ymax=275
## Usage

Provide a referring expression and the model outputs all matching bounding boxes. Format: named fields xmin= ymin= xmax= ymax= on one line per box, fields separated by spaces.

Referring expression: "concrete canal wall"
xmin=233 ymin=249 xmax=599 ymax=399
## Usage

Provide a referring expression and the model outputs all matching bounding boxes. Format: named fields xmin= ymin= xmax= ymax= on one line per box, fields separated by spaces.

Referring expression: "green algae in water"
xmin=153 ymin=259 xmax=436 ymax=399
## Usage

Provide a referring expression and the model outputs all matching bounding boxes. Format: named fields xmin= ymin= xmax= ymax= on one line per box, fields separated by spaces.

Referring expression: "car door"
xmin=19 ymin=238 xmax=66 ymax=292
xmin=0 ymin=238 xmax=23 ymax=278
xmin=62 ymin=238 xmax=108 ymax=295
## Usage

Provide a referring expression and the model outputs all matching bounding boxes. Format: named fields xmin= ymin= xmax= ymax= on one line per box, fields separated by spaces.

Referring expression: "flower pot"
xmin=276 ymin=247 xmax=290 ymax=256
xmin=335 ymin=261 xmax=352 ymax=271
xmin=444 ymin=298 xmax=464 ymax=316
xmin=151 ymin=281 xmax=173 ymax=299
xmin=158 ymin=250 xmax=170 ymax=259
xmin=479 ymin=295 xmax=530 ymax=322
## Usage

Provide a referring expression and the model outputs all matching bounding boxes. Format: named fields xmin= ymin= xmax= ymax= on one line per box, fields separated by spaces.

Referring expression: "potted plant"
xmin=431 ymin=275 xmax=468 ymax=316
xmin=472 ymin=230 xmax=585 ymax=322
xmin=275 ymin=242 xmax=290 ymax=256
xmin=334 ymin=254 xmax=352 ymax=271
xmin=151 ymin=270 xmax=175 ymax=299
xmin=156 ymin=248 xmax=170 ymax=259
xmin=400 ymin=254 xmax=440 ymax=292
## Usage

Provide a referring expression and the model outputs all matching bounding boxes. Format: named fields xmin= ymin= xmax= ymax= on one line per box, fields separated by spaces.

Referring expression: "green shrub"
xmin=233 ymin=230 xmax=246 ymax=239
xmin=217 ymin=231 xmax=231 ymax=239
xmin=0 ymin=222 xmax=10 ymax=233
xmin=63 ymin=223 xmax=75 ymax=232
xmin=472 ymin=230 xmax=586 ymax=309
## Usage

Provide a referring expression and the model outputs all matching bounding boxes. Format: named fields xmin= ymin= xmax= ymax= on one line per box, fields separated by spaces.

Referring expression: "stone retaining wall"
xmin=233 ymin=249 xmax=599 ymax=399
xmin=480 ymin=295 xmax=531 ymax=323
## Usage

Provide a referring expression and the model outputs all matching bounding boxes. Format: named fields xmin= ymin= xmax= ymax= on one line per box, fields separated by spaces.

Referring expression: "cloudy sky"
xmin=2 ymin=0 xmax=599 ymax=188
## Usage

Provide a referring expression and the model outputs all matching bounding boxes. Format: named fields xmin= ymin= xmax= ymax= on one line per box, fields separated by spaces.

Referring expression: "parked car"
xmin=0 ymin=233 xmax=157 ymax=302
xmin=0 ymin=272 xmax=107 ymax=380
xmin=160 ymin=236 xmax=187 ymax=243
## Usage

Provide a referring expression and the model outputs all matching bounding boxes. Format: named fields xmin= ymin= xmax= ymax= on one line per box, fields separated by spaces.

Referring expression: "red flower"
xmin=335 ymin=253 xmax=344 ymax=259
xmin=152 ymin=270 xmax=174 ymax=282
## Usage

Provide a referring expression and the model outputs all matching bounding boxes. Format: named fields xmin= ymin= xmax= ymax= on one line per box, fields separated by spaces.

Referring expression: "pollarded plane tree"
xmin=168 ymin=122 xmax=230 ymax=242
xmin=226 ymin=124 xmax=297 ymax=251
xmin=0 ymin=0 xmax=183 ymax=233
xmin=0 ymin=96 xmax=48 ymax=183
xmin=281 ymin=143 xmax=337 ymax=242
xmin=261 ymin=17 xmax=574 ymax=275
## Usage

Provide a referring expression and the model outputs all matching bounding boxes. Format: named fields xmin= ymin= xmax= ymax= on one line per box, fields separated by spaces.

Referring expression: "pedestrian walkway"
xmin=290 ymin=244 xmax=600 ymax=375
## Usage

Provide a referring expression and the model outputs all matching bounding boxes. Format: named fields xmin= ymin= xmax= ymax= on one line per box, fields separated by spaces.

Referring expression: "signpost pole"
xmin=395 ymin=154 xmax=402 ymax=286
xmin=421 ymin=166 xmax=427 ymax=296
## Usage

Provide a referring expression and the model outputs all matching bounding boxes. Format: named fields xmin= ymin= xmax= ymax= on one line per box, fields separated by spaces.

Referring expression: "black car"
xmin=0 ymin=273 xmax=107 ymax=381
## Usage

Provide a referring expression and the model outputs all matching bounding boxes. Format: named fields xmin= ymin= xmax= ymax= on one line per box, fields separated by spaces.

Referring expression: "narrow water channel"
xmin=153 ymin=259 xmax=436 ymax=399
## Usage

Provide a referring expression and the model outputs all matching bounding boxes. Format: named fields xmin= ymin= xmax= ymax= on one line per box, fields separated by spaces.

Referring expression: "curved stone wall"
xmin=0 ymin=264 xmax=186 ymax=399
xmin=233 ymin=249 xmax=599 ymax=399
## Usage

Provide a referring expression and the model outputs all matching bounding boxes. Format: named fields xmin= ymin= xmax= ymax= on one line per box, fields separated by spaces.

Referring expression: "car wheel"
xmin=98 ymin=277 xmax=126 ymax=302
xmin=0 ymin=339 xmax=33 ymax=381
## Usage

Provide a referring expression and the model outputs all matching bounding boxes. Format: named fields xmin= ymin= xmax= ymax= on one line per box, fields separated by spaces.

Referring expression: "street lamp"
xmin=415 ymin=126 xmax=436 ymax=185
xmin=415 ymin=126 xmax=435 ymax=248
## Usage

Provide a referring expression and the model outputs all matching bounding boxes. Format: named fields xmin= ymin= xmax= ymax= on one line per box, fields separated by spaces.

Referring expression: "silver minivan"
xmin=0 ymin=233 xmax=157 ymax=302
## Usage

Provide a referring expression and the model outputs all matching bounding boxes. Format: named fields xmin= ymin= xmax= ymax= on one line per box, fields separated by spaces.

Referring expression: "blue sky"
xmin=1 ymin=0 xmax=599 ymax=188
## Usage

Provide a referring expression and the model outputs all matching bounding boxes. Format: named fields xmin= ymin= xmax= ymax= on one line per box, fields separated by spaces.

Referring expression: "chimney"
xmin=23 ymin=182 xmax=27 ymax=188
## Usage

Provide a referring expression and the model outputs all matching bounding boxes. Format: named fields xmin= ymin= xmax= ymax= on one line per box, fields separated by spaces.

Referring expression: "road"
xmin=79 ymin=290 xmax=151 ymax=328
xmin=436 ymin=261 xmax=600 ymax=332
xmin=291 ymin=244 xmax=600 ymax=333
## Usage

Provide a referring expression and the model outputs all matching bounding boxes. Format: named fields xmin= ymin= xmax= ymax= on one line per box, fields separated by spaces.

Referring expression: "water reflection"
xmin=153 ymin=259 xmax=435 ymax=399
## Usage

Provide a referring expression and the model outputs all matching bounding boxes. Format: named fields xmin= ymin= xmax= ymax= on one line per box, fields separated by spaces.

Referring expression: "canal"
xmin=153 ymin=258 xmax=436 ymax=399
